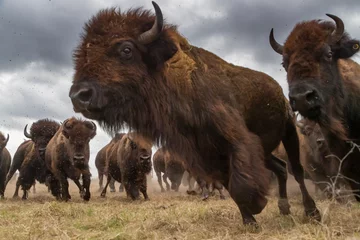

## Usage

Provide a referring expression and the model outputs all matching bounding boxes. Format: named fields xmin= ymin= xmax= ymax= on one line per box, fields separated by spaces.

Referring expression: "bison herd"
xmin=1 ymin=1 xmax=360 ymax=228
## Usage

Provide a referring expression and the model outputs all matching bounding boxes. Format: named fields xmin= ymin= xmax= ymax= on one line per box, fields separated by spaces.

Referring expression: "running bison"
xmin=6 ymin=119 xmax=60 ymax=199
xmin=153 ymin=147 xmax=185 ymax=192
xmin=45 ymin=117 xmax=96 ymax=201
xmin=95 ymin=136 xmax=122 ymax=192
xmin=99 ymin=133 xmax=125 ymax=198
xmin=69 ymin=1 xmax=320 ymax=225
xmin=270 ymin=14 xmax=360 ymax=201
xmin=0 ymin=132 xmax=11 ymax=198
xmin=117 ymin=133 xmax=152 ymax=200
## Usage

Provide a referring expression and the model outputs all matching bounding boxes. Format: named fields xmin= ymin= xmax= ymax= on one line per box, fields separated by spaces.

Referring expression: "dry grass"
xmin=1 ymin=176 xmax=360 ymax=240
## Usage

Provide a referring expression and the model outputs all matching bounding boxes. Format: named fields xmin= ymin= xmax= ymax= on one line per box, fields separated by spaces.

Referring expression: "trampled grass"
xmin=1 ymin=176 xmax=359 ymax=240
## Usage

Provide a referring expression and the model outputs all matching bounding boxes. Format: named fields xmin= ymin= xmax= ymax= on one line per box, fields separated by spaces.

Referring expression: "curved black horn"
xmin=90 ymin=121 xmax=97 ymax=131
xmin=137 ymin=1 xmax=164 ymax=45
xmin=5 ymin=134 xmax=9 ymax=145
xmin=269 ymin=28 xmax=284 ymax=55
xmin=326 ymin=14 xmax=344 ymax=43
xmin=24 ymin=124 xmax=32 ymax=138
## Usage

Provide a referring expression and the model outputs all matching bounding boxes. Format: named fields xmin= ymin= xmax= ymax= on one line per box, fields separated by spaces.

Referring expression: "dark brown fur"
xmin=117 ymin=133 xmax=152 ymax=200
xmin=153 ymin=147 xmax=185 ymax=192
xmin=0 ymin=132 xmax=11 ymax=198
xmin=69 ymin=3 xmax=320 ymax=224
xmin=270 ymin=15 xmax=360 ymax=201
xmin=99 ymin=133 xmax=125 ymax=197
xmin=7 ymin=119 xmax=60 ymax=200
xmin=45 ymin=117 xmax=96 ymax=201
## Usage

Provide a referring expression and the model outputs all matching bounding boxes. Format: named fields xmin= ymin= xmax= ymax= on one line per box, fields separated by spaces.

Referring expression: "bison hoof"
xmin=305 ymin=208 xmax=321 ymax=222
xmin=100 ymin=192 xmax=106 ymax=198
xmin=12 ymin=195 xmax=19 ymax=199
xmin=83 ymin=193 xmax=91 ymax=201
xmin=110 ymin=188 xmax=115 ymax=193
xmin=278 ymin=199 xmax=291 ymax=215
xmin=220 ymin=195 xmax=226 ymax=200
xmin=201 ymin=194 xmax=209 ymax=201
xmin=80 ymin=191 xmax=85 ymax=198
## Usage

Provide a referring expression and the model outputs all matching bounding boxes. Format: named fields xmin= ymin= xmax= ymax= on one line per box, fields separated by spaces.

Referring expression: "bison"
xmin=270 ymin=14 xmax=360 ymax=201
xmin=117 ymin=133 xmax=152 ymax=200
xmin=153 ymin=147 xmax=185 ymax=192
xmin=6 ymin=119 xmax=60 ymax=199
xmin=95 ymin=137 xmax=123 ymax=192
xmin=0 ymin=132 xmax=11 ymax=198
xmin=45 ymin=117 xmax=96 ymax=201
xmin=99 ymin=133 xmax=126 ymax=198
xmin=69 ymin=2 xmax=320 ymax=225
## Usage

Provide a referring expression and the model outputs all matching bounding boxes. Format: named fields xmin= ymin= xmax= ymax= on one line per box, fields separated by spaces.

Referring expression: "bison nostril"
xmin=70 ymin=88 xmax=93 ymax=103
xmin=305 ymin=90 xmax=316 ymax=103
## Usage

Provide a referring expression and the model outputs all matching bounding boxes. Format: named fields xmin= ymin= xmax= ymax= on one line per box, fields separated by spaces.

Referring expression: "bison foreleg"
xmin=139 ymin=177 xmax=149 ymax=201
xmin=163 ymin=173 xmax=170 ymax=191
xmin=100 ymin=174 xmax=112 ymax=198
xmin=266 ymin=154 xmax=291 ymax=215
xmin=32 ymin=182 xmax=36 ymax=194
xmin=119 ymin=183 xmax=124 ymax=192
xmin=81 ymin=173 xmax=91 ymax=201
xmin=282 ymin=119 xmax=321 ymax=221
xmin=58 ymin=174 xmax=71 ymax=201
xmin=156 ymin=171 xmax=165 ymax=192
xmin=109 ymin=177 xmax=116 ymax=192
xmin=214 ymin=181 xmax=226 ymax=200
xmin=12 ymin=178 xmax=21 ymax=198
xmin=98 ymin=172 xmax=103 ymax=192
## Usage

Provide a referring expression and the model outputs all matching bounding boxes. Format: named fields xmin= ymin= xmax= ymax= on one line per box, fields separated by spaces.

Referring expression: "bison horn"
xmin=90 ymin=121 xmax=97 ymax=131
xmin=24 ymin=124 xmax=32 ymax=138
xmin=62 ymin=119 xmax=70 ymax=128
xmin=295 ymin=120 xmax=304 ymax=129
xmin=137 ymin=1 xmax=164 ymax=45
xmin=4 ymin=134 xmax=9 ymax=145
xmin=269 ymin=28 xmax=284 ymax=55
xmin=326 ymin=14 xmax=344 ymax=44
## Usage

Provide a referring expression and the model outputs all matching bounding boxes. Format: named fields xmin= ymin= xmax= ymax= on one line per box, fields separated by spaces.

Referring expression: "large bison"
xmin=6 ymin=119 xmax=60 ymax=199
xmin=95 ymin=138 xmax=121 ymax=192
xmin=69 ymin=1 xmax=320 ymax=225
xmin=153 ymin=147 xmax=185 ymax=192
xmin=0 ymin=132 xmax=11 ymax=198
xmin=99 ymin=133 xmax=126 ymax=197
xmin=270 ymin=14 xmax=360 ymax=201
xmin=117 ymin=133 xmax=152 ymax=200
xmin=45 ymin=117 xmax=96 ymax=201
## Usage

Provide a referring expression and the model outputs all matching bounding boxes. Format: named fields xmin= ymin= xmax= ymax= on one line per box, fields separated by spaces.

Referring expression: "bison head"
xmin=61 ymin=117 xmax=97 ymax=167
xmin=0 ymin=132 xmax=9 ymax=152
xmin=270 ymin=14 xmax=359 ymax=139
xmin=24 ymin=119 xmax=60 ymax=158
xmin=126 ymin=133 xmax=152 ymax=173
xmin=69 ymin=1 xmax=178 ymax=134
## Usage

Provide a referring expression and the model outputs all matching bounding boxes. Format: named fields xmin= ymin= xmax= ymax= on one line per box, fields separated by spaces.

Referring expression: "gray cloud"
xmin=0 ymin=0 xmax=359 ymax=176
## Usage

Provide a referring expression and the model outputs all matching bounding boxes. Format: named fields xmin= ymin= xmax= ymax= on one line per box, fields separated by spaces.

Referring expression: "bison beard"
xmin=270 ymin=14 xmax=360 ymax=201
xmin=69 ymin=2 xmax=320 ymax=225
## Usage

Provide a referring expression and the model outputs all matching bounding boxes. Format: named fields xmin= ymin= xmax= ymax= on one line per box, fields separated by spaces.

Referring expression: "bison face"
xmin=69 ymin=2 xmax=177 ymax=132
xmin=61 ymin=118 xmax=97 ymax=166
xmin=0 ymin=133 xmax=9 ymax=152
xmin=270 ymin=14 xmax=359 ymax=125
xmin=24 ymin=119 xmax=60 ymax=159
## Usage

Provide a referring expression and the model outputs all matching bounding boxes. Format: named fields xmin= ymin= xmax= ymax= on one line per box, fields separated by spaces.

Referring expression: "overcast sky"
xmin=0 ymin=0 xmax=359 ymax=177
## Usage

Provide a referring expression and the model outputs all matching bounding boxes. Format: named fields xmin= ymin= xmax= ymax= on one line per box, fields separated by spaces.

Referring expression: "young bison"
xmin=0 ymin=132 xmax=11 ymax=198
xmin=153 ymin=147 xmax=185 ymax=192
xmin=45 ymin=117 xmax=96 ymax=201
xmin=69 ymin=2 xmax=320 ymax=225
xmin=118 ymin=133 xmax=152 ymax=200
xmin=6 ymin=119 xmax=60 ymax=199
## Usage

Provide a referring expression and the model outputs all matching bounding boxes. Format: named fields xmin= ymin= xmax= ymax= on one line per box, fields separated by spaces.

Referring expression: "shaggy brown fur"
xmin=5 ymin=140 xmax=37 ymax=198
xmin=100 ymin=133 xmax=125 ymax=198
xmin=69 ymin=2 xmax=320 ymax=224
xmin=6 ymin=119 xmax=60 ymax=200
xmin=270 ymin=15 xmax=360 ymax=201
xmin=117 ymin=133 xmax=152 ymax=200
xmin=95 ymin=136 xmax=123 ymax=192
xmin=0 ymin=132 xmax=11 ymax=198
xmin=45 ymin=117 xmax=96 ymax=201
xmin=153 ymin=147 xmax=185 ymax=192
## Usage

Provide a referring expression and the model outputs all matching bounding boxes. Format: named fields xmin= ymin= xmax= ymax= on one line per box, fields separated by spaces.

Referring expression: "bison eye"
xmin=325 ymin=51 xmax=333 ymax=61
xmin=353 ymin=43 xmax=359 ymax=50
xmin=117 ymin=42 xmax=134 ymax=60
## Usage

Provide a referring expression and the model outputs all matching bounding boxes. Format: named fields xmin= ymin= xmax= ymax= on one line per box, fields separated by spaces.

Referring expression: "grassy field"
xmin=1 ymin=176 xmax=360 ymax=240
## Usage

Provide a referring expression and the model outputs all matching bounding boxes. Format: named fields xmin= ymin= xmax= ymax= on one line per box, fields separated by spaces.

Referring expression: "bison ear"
xmin=142 ymin=31 xmax=178 ymax=69
xmin=333 ymin=39 xmax=360 ymax=59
